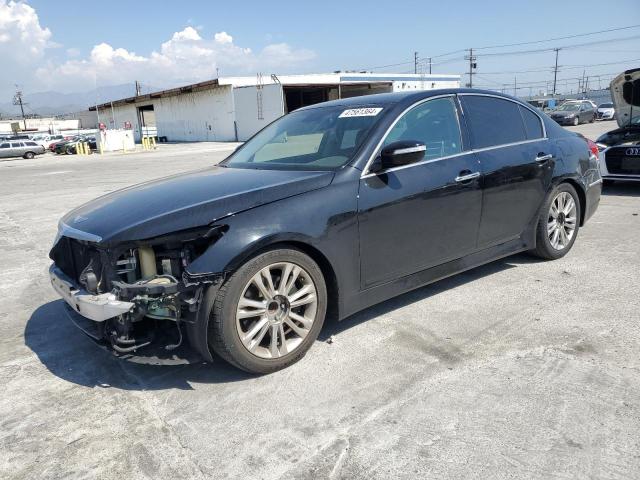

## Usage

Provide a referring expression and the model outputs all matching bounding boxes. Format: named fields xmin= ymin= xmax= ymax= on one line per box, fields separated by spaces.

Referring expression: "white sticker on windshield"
xmin=339 ymin=107 xmax=383 ymax=118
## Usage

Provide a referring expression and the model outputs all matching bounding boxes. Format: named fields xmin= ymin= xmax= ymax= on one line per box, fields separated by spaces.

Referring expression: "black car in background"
xmin=54 ymin=135 xmax=96 ymax=154
xmin=549 ymin=100 xmax=596 ymax=126
xmin=49 ymin=89 xmax=601 ymax=373
xmin=596 ymin=68 xmax=640 ymax=182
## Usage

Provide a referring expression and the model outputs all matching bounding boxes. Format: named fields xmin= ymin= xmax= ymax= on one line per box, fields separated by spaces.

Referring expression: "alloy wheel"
xmin=547 ymin=191 xmax=577 ymax=250
xmin=235 ymin=262 xmax=318 ymax=359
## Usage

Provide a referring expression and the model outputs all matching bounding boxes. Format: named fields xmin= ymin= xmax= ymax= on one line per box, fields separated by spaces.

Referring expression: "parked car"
xmin=596 ymin=102 xmax=616 ymax=121
xmin=33 ymin=134 xmax=65 ymax=149
xmin=0 ymin=140 xmax=46 ymax=159
xmin=596 ymin=68 xmax=640 ymax=183
xmin=526 ymin=98 xmax=558 ymax=112
xmin=54 ymin=136 xmax=95 ymax=154
xmin=49 ymin=136 xmax=73 ymax=152
xmin=549 ymin=101 xmax=596 ymax=125
xmin=49 ymin=89 xmax=601 ymax=373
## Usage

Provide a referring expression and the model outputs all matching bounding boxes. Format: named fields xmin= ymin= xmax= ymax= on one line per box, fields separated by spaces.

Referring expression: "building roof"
xmin=90 ymin=72 xmax=461 ymax=110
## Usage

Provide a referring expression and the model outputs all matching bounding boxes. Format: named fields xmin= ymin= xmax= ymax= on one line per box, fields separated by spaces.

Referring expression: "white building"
xmin=91 ymin=72 xmax=460 ymax=142
xmin=0 ymin=117 xmax=80 ymax=135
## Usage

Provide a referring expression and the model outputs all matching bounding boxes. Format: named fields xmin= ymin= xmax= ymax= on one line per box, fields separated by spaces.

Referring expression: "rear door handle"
xmin=536 ymin=153 xmax=553 ymax=163
xmin=455 ymin=171 xmax=480 ymax=182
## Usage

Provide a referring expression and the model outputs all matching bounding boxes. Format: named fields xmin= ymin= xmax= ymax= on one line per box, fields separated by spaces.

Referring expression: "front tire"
xmin=572 ymin=117 xmax=579 ymax=126
xmin=23 ymin=151 xmax=35 ymax=159
xmin=531 ymin=183 xmax=581 ymax=260
xmin=209 ymin=247 xmax=327 ymax=373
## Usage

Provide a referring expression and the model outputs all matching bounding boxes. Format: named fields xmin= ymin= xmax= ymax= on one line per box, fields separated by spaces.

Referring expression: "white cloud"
xmin=214 ymin=31 xmax=232 ymax=44
xmin=35 ymin=26 xmax=316 ymax=93
xmin=0 ymin=0 xmax=52 ymax=62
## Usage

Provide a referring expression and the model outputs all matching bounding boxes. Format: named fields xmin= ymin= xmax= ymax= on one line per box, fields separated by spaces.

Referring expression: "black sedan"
xmin=49 ymin=89 xmax=601 ymax=373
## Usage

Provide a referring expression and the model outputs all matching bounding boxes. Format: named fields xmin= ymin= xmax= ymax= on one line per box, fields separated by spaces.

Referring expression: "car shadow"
xmin=25 ymin=301 xmax=255 ymax=390
xmin=602 ymin=182 xmax=640 ymax=197
xmin=318 ymin=254 xmax=524 ymax=341
xmin=26 ymin=254 xmax=530 ymax=390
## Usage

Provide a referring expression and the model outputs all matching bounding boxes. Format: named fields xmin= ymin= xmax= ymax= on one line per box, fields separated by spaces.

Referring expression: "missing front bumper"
xmin=49 ymin=265 xmax=134 ymax=321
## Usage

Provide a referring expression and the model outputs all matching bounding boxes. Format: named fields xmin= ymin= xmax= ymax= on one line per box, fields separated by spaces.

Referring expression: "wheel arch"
xmin=557 ymin=178 xmax=587 ymax=226
xmin=228 ymin=238 xmax=340 ymax=321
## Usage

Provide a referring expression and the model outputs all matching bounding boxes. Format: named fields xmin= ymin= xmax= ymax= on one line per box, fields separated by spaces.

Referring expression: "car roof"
xmin=296 ymin=88 xmax=531 ymax=112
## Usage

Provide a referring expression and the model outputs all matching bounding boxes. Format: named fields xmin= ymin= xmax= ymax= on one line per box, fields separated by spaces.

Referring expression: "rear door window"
xmin=0 ymin=143 xmax=9 ymax=148
xmin=460 ymin=95 xmax=527 ymax=149
xmin=518 ymin=106 xmax=544 ymax=140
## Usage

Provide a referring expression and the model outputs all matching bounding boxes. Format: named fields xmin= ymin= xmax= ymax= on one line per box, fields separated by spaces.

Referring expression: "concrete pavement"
xmin=0 ymin=132 xmax=639 ymax=480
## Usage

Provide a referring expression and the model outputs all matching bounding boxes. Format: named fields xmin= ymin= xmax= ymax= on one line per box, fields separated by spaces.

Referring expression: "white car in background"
xmin=596 ymin=102 xmax=616 ymax=120
xmin=33 ymin=134 xmax=65 ymax=149
xmin=596 ymin=68 xmax=640 ymax=183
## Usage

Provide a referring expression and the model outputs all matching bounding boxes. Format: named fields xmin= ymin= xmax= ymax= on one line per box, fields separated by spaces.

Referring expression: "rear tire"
xmin=23 ymin=151 xmax=35 ymax=159
xmin=209 ymin=247 xmax=327 ymax=374
xmin=530 ymin=183 xmax=581 ymax=260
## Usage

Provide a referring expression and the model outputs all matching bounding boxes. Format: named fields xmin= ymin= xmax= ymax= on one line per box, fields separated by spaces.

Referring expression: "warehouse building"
xmin=90 ymin=72 xmax=460 ymax=142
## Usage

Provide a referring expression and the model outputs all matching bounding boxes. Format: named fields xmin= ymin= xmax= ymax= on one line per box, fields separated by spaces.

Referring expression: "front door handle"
xmin=455 ymin=171 xmax=480 ymax=183
xmin=536 ymin=153 xmax=553 ymax=163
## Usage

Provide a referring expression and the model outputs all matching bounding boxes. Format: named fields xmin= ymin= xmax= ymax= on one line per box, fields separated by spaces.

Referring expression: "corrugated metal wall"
xmin=98 ymin=86 xmax=235 ymax=142
xmin=153 ymin=86 xmax=235 ymax=142
xmin=233 ymin=84 xmax=284 ymax=141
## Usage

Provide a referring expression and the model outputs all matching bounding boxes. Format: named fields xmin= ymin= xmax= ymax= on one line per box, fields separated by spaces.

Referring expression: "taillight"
xmin=585 ymin=138 xmax=599 ymax=157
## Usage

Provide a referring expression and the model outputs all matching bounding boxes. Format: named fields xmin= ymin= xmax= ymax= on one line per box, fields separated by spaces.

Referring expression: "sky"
xmin=2 ymin=0 xmax=640 ymax=101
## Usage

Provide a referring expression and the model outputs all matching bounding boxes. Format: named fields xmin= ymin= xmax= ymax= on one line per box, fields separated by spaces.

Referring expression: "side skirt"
xmin=339 ymin=236 xmax=531 ymax=320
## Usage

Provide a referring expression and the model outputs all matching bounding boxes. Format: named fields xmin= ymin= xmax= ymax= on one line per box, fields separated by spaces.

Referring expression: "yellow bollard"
xmin=99 ymin=143 xmax=104 ymax=155
xmin=143 ymin=137 xmax=149 ymax=150
xmin=150 ymin=137 xmax=157 ymax=149
xmin=77 ymin=142 xmax=84 ymax=155
xmin=84 ymin=142 xmax=90 ymax=154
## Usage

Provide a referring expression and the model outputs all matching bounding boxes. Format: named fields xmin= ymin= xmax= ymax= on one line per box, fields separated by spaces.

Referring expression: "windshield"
xmin=223 ymin=105 xmax=385 ymax=170
xmin=598 ymin=103 xmax=613 ymax=108
xmin=557 ymin=103 xmax=580 ymax=111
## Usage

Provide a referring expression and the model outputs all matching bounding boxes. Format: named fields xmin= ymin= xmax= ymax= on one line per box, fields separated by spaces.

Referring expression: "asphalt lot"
xmin=1 ymin=122 xmax=639 ymax=480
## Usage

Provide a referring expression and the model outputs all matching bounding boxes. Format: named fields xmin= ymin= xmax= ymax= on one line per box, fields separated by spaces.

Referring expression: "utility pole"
xmin=428 ymin=57 xmax=432 ymax=74
xmin=552 ymin=48 xmax=560 ymax=96
xmin=414 ymin=51 xmax=418 ymax=74
xmin=13 ymin=86 xmax=27 ymax=130
xmin=464 ymin=48 xmax=476 ymax=88
xmin=135 ymin=80 xmax=141 ymax=96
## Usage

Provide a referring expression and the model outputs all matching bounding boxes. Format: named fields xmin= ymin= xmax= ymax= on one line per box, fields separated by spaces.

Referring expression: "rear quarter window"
xmin=460 ymin=95 xmax=527 ymax=149
xmin=518 ymin=106 xmax=544 ymax=140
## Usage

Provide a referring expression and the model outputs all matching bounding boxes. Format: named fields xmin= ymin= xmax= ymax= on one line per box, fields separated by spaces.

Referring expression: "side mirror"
xmin=372 ymin=140 xmax=426 ymax=173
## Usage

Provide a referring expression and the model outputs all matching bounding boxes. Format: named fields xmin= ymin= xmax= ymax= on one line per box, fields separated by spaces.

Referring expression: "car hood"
xmin=550 ymin=111 xmax=576 ymax=117
xmin=596 ymin=126 xmax=640 ymax=147
xmin=59 ymin=166 xmax=334 ymax=244
xmin=610 ymin=68 xmax=640 ymax=127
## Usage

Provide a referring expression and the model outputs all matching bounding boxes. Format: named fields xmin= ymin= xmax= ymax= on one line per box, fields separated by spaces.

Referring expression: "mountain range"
xmin=0 ymin=84 xmax=160 ymax=118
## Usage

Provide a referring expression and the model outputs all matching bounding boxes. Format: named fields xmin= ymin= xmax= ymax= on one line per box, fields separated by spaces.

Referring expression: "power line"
xmin=474 ymin=34 xmax=640 ymax=57
xmin=472 ymin=24 xmax=640 ymax=51
xmin=477 ymin=57 xmax=640 ymax=75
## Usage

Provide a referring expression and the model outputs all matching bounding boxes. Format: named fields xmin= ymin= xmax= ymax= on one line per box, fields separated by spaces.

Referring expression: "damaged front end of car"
xmin=49 ymin=223 xmax=227 ymax=360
